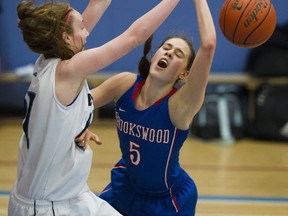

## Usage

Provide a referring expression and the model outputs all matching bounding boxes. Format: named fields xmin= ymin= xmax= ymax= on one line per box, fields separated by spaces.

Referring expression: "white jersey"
xmin=16 ymin=55 xmax=94 ymax=201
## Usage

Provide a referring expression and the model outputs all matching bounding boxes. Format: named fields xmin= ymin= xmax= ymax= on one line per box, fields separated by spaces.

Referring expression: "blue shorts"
xmin=99 ymin=163 xmax=198 ymax=216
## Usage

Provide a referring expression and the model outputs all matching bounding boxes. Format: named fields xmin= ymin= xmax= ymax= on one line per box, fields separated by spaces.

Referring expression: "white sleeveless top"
xmin=16 ymin=55 xmax=94 ymax=201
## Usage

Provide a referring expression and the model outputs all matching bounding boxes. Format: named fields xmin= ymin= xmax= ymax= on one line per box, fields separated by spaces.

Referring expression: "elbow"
xmin=202 ymin=35 xmax=217 ymax=53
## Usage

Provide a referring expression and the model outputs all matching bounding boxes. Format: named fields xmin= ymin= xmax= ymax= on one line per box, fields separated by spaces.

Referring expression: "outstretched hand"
xmin=75 ymin=129 xmax=102 ymax=150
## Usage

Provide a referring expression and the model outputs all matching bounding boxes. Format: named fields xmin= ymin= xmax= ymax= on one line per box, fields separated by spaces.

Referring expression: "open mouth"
xmin=157 ymin=59 xmax=168 ymax=68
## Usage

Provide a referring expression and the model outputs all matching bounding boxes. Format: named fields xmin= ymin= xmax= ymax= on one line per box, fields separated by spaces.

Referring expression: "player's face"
xmin=150 ymin=38 xmax=190 ymax=83
xmin=69 ymin=10 xmax=89 ymax=53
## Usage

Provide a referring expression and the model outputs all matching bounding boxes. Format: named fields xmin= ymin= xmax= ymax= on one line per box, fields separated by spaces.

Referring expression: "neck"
xmin=135 ymin=78 xmax=174 ymax=110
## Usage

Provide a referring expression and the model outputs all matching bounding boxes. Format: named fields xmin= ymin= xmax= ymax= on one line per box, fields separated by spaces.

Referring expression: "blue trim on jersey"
xmin=23 ymin=91 xmax=36 ymax=149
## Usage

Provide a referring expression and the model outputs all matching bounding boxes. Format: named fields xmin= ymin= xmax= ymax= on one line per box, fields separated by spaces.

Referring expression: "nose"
xmin=165 ymin=51 xmax=173 ymax=58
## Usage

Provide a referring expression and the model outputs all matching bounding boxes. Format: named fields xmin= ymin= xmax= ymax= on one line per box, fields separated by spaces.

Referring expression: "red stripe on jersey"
xmin=170 ymin=188 xmax=180 ymax=212
xmin=132 ymin=78 xmax=177 ymax=104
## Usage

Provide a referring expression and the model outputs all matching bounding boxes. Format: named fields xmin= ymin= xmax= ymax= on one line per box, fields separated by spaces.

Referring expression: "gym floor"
xmin=0 ymin=118 xmax=288 ymax=216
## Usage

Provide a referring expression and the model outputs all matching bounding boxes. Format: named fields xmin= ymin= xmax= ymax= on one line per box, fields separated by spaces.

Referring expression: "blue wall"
xmin=1 ymin=0 xmax=288 ymax=73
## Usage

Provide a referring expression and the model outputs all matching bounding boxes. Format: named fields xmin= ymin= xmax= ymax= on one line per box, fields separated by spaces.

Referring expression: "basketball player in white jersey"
xmin=8 ymin=0 xmax=181 ymax=215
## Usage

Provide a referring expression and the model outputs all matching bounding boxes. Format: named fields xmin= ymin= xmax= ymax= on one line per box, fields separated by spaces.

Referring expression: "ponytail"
xmin=138 ymin=34 xmax=153 ymax=79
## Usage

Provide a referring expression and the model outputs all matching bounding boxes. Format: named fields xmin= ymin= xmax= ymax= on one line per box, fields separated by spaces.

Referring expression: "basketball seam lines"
xmin=233 ymin=0 xmax=253 ymax=44
xmin=243 ymin=3 xmax=272 ymax=45
xmin=223 ymin=0 xmax=232 ymax=34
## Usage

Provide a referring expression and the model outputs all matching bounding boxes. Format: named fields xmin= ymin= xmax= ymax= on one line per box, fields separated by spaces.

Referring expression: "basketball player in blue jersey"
xmin=87 ymin=0 xmax=216 ymax=215
xmin=9 ymin=0 xmax=181 ymax=215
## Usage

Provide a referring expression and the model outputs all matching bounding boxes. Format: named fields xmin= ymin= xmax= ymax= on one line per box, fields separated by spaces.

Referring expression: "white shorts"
xmin=8 ymin=187 xmax=122 ymax=216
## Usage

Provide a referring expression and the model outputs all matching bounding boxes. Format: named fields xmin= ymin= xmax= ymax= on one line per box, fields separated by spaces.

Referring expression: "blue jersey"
xmin=100 ymin=76 xmax=198 ymax=216
xmin=116 ymin=76 xmax=189 ymax=193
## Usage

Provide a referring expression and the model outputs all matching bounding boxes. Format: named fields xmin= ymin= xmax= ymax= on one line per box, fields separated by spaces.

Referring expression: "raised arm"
xmin=65 ymin=0 xmax=181 ymax=78
xmin=82 ymin=0 xmax=112 ymax=33
xmin=170 ymin=0 xmax=217 ymax=130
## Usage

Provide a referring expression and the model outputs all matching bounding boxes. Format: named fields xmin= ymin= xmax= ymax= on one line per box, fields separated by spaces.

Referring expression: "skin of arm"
xmin=82 ymin=0 xmax=112 ymax=33
xmin=62 ymin=0 xmax=180 ymax=80
xmin=56 ymin=0 xmax=112 ymax=105
xmin=58 ymin=0 xmax=180 ymax=105
xmin=76 ymin=72 xmax=135 ymax=147
xmin=169 ymin=0 xmax=217 ymax=130
xmin=92 ymin=0 xmax=216 ymax=131
xmin=77 ymin=72 xmax=136 ymax=147
xmin=91 ymin=72 xmax=137 ymax=109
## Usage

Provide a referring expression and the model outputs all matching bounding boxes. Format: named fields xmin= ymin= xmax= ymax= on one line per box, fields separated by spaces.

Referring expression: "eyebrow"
xmin=165 ymin=42 xmax=185 ymax=56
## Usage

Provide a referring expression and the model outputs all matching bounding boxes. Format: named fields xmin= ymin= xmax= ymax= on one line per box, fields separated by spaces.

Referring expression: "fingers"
xmin=75 ymin=140 xmax=86 ymax=151
xmin=82 ymin=134 xmax=102 ymax=149
xmin=75 ymin=130 xmax=102 ymax=151
xmin=91 ymin=134 xmax=102 ymax=145
xmin=83 ymin=138 xmax=89 ymax=150
xmin=75 ymin=133 xmax=85 ymax=143
xmin=75 ymin=135 xmax=86 ymax=151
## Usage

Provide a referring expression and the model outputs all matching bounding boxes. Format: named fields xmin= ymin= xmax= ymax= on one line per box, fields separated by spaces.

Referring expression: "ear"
xmin=178 ymin=70 xmax=189 ymax=80
xmin=62 ymin=31 xmax=72 ymax=44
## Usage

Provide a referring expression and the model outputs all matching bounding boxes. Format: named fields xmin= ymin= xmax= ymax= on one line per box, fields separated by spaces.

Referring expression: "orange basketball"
xmin=219 ymin=0 xmax=277 ymax=48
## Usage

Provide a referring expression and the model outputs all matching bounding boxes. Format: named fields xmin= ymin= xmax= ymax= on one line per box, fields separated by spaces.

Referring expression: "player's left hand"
xmin=75 ymin=129 xmax=102 ymax=150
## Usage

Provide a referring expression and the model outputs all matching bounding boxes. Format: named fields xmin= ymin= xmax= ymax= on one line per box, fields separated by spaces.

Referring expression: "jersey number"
xmin=129 ymin=141 xmax=140 ymax=165
xmin=23 ymin=91 xmax=36 ymax=149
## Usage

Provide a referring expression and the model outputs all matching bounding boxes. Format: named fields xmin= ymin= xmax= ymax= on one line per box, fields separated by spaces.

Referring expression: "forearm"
xmin=82 ymin=0 xmax=112 ymax=33
xmin=177 ymin=0 xmax=217 ymax=121
xmin=127 ymin=0 xmax=180 ymax=45
xmin=66 ymin=0 xmax=180 ymax=77
xmin=194 ymin=0 xmax=216 ymax=49
xmin=188 ymin=0 xmax=216 ymax=86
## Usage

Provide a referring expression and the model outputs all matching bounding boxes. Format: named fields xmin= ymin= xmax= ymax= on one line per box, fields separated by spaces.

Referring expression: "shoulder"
xmin=112 ymin=71 xmax=137 ymax=82
xmin=110 ymin=72 xmax=138 ymax=101
xmin=102 ymin=72 xmax=137 ymax=89
xmin=91 ymin=72 xmax=138 ymax=107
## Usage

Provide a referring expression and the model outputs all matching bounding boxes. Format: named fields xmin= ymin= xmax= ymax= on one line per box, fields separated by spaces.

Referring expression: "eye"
xmin=175 ymin=49 xmax=184 ymax=58
xmin=162 ymin=43 xmax=172 ymax=50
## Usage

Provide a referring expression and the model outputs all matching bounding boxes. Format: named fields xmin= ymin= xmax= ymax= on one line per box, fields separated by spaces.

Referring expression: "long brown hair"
xmin=17 ymin=0 xmax=75 ymax=59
